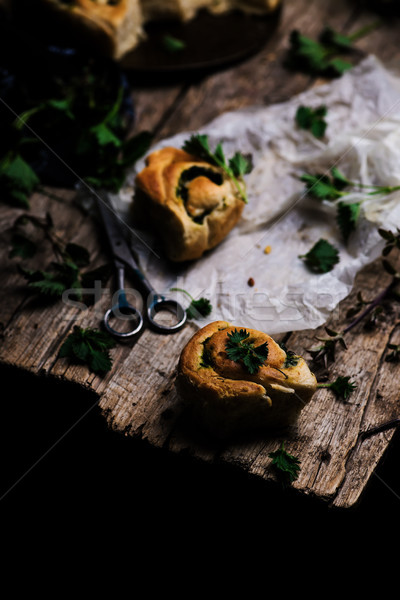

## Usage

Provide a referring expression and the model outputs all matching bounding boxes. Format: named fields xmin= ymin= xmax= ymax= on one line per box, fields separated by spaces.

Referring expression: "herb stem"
xmin=348 ymin=19 xmax=382 ymax=43
xmin=343 ymin=279 xmax=397 ymax=335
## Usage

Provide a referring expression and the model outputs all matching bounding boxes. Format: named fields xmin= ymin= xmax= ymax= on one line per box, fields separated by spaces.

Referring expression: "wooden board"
xmin=1 ymin=0 xmax=400 ymax=510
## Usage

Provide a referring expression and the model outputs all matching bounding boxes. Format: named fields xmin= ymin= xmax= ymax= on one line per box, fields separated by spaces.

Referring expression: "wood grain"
xmin=1 ymin=0 xmax=399 ymax=510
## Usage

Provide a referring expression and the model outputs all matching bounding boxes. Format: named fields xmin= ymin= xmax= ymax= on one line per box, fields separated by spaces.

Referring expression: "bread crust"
xmin=177 ymin=321 xmax=317 ymax=438
xmin=134 ymin=147 xmax=245 ymax=262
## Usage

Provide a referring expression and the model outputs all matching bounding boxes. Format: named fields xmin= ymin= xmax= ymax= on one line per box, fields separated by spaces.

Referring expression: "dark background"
xmin=2 ymin=362 xmax=400 ymax=548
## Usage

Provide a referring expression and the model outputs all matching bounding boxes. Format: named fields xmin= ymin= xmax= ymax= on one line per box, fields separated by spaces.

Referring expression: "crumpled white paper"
xmin=111 ymin=55 xmax=400 ymax=335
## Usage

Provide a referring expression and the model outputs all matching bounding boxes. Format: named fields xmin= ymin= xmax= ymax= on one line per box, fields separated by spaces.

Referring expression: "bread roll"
xmin=32 ymin=0 xmax=282 ymax=59
xmin=134 ymin=146 xmax=245 ymax=262
xmin=177 ymin=321 xmax=317 ymax=438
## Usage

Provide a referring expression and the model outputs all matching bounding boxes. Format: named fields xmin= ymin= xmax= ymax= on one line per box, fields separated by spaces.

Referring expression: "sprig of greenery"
xmin=301 ymin=167 xmax=400 ymax=243
xmin=182 ymin=134 xmax=252 ymax=203
xmin=0 ymin=59 xmax=152 ymax=208
xmin=9 ymin=212 xmax=110 ymax=302
xmin=317 ymin=375 xmax=357 ymax=400
xmin=295 ymin=105 xmax=328 ymax=138
xmin=299 ymin=238 xmax=340 ymax=273
xmin=58 ymin=326 xmax=116 ymax=375
xmin=307 ymin=327 xmax=347 ymax=368
xmin=268 ymin=442 xmax=301 ymax=486
xmin=170 ymin=287 xmax=212 ymax=319
xmin=225 ymin=328 xmax=269 ymax=374
xmin=285 ymin=22 xmax=381 ymax=77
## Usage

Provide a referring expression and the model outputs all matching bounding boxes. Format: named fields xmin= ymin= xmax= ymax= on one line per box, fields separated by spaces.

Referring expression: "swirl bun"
xmin=177 ymin=321 xmax=317 ymax=438
xmin=134 ymin=147 xmax=245 ymax=262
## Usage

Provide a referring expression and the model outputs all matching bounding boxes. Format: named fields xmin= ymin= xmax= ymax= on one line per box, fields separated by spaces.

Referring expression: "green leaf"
xmin=336 ymin=201 xmax=362 ymax=243
xmin=90 ymin=122 xmax=122 ymax=148
xmin=186 ymin=297 xmax=213 ymax=319
xmin=162 ymin=34 xmax=186 ymax=53
xmin=182 ymin=134 xmax=249 ymax=202
xmin=295 ymin=105 xmax=328 ymax=138
xmin=58 ymin=326 xmax=116 ymax=376
xmin=225 ymin=328 xmax=269 ymax=374
xmin=300 ymin=172 xmax=345 ymax=200
xmin=229 ymin=152 xmax=253 ymax=177
xmin=318 ymin=375 xmax=357 ymax=400
xmin=319 ymin=26 xmax=353 ymax=50
xmin=268 ymin=442 xmax=301 ymax=485
xmin=299 ymin=238 xmax=340 ymax=273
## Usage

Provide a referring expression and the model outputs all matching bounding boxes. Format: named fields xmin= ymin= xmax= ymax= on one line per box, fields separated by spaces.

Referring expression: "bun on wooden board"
xmin=176 ymin=321 xmax=317 ymax=439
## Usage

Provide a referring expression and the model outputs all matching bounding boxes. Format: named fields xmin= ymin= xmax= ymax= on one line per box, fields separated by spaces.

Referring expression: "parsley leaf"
xmin=182 ymin=134 xmax=251 ymax=203
xmin=268 ymin=442 xmax=301 ymax=486
xmin=285 ymin=30 xmax=352 ymax=77
xmin=162 ymin=34 xmax=186 ymax=53
xmin=58 ymin=326 xmax=116 ymax=376
xmin=225 ymin=328 xmax=269 ymax=374
xmin=317 ymin=375 xmax=357 ymax=400
xmin=170 ymin=287 xmax=212 ymax=319
xmin=299 ymin=238 xmax=340 ymax=273
xmin=295 ymin=105 xmax=328 ymax=138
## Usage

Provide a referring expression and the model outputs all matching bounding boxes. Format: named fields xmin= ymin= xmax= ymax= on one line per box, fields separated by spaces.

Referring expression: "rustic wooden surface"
xmin=1 ymin=0 xmax=400 ymax=510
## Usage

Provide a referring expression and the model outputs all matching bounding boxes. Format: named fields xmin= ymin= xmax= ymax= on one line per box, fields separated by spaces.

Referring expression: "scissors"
xmin=95 ymin=195 xmax=187 ymax=338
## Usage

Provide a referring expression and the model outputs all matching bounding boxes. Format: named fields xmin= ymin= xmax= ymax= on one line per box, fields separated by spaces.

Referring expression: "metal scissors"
xmin=95 ymin=195 xmax=187 ymax=338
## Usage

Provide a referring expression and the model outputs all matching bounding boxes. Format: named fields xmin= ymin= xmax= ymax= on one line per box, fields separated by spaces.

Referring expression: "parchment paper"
xmin=111 ymin=55 xmax=400 ymax=335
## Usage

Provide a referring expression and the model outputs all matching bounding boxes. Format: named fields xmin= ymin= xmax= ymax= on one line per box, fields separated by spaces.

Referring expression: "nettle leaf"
xmin=58 ymin=326 xmax=116 ymax=376
xmin=299 ymin=238 xmax=340 ymax=273
xmin=336 ymin=201 xmax=362 ymax=243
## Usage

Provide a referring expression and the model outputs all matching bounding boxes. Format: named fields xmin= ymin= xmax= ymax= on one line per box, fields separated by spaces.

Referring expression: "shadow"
xmin=1 ymin=362 xmax=400 ymax=548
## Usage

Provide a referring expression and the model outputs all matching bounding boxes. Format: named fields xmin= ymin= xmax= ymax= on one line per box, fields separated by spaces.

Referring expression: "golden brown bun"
xmin=177 ymin=321 xmax=317 ymax=439
xmin=134 ymin=147 xmax=245 ymax=262
xmin=36 ymin=0 xmax=144 ymax=59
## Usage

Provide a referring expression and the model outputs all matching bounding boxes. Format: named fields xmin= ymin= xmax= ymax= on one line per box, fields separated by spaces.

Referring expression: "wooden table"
xmin=1 ymin=0 xmax=400 ymax=512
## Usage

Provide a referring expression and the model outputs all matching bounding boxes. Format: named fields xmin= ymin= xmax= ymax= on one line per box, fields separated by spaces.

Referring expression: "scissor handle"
xmin=103 ymin=291 xmax=144 ymax=339
xmin=147 ymin=295 xmax=187 ymax=334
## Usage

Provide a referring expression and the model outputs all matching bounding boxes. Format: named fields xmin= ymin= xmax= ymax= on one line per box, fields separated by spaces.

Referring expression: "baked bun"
xmin=30 ymin=0 xmax=282 ymax=59
xmin=35 ymin=0 xmax=145 ymax=59
xmin=177 ymin=321 xmax=317 ymax=438
xmin=134 ymin=147 xmax=245 ymax=262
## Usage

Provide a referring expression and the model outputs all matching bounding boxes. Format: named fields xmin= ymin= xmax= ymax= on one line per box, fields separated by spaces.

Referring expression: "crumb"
xmin=247 ymin=277 xmax=255 ymax=287
xmin=264 ymin=245 xmax=271 ymax=254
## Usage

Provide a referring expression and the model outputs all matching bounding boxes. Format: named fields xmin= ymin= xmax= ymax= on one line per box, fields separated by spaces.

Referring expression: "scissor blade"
xmin=95 ymin=194 xmax=136 ymax=268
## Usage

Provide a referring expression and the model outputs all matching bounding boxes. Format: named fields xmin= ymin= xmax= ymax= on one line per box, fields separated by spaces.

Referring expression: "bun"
xmin=134 ymin=146 xmax=245 ymax=262
xmin=32 ymin=0 xmax=281 ymax=59
xmin=177 ymin=321 xmax=317 ymax=438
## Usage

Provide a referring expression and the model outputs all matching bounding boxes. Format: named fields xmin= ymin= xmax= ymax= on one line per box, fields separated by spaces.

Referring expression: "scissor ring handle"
xmin=103 ymin=303 xmax=144 ymax=339
xmin=147 ymin=297 xmax=187 ymax=333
